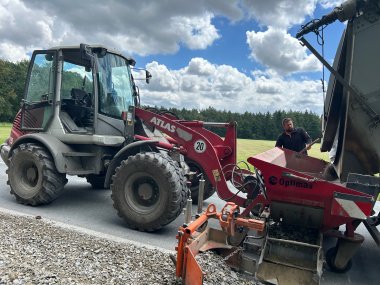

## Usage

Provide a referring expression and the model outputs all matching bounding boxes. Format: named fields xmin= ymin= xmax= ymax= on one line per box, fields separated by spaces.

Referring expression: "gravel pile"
xmin=196 ymin=251 xmax=262 ymax=285
xmin=269 ymin=224 xmax=319 ymax=244
xmin=0 ymin=211 xmax=258 ymax=285
xmin=0 ymin=212 xmax=176 ymax=285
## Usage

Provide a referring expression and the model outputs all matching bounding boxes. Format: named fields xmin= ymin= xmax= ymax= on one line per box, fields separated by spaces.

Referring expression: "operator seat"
xmin=60 ymin=88 xmax=94 ymax=130
xmin=71 ymin=88 xmax=91 ymax=107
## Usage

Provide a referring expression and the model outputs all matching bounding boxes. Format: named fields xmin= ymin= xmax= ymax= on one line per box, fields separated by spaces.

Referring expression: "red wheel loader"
xmin=0 ymin=1 xmax=379 ymax=283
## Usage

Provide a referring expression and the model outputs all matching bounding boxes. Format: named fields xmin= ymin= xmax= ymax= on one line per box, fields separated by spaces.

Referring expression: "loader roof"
xmin=48 ymin=44 xmax=136 ymax=65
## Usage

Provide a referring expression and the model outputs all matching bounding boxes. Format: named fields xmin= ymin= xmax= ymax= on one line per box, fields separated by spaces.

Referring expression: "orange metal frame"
xmin=175 ymin=203 xmax=265 ymax=285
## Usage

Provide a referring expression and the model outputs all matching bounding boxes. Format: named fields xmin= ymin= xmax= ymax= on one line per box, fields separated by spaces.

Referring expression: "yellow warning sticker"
xmin=212 ymin=169 xmax=221 ymax=182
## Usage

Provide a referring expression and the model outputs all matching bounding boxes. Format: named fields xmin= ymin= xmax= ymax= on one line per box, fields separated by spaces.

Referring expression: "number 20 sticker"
xmin=194 ymin=140 xmax=206 ymax=153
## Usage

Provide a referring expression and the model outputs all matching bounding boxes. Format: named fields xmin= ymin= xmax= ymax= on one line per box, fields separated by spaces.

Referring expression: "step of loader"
xmin=61 ymin=151 xmax=97 ymax=175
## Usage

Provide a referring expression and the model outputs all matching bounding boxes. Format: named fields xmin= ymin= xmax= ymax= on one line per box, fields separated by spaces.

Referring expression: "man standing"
xmin=275 ymin=118 xmax=312 ymax=154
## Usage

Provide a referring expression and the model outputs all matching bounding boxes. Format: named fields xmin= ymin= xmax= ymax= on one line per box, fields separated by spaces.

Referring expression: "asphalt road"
xmin=0 ymin=161 xmax=379 ymax=284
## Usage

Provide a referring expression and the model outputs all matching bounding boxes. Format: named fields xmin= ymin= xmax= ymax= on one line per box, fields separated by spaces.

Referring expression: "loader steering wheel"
xmin=254 ymin=168 xmax=268 ymax=200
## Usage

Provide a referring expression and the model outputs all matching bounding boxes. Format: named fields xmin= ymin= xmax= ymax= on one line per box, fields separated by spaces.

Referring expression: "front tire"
xmin=7 ymin=143 xmax=66 ymax=206
xmin=111 ymin=152 xmax=186 ymax=232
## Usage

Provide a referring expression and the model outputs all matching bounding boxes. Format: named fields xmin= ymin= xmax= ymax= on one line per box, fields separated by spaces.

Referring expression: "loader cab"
xmin=21 ymin=44 xmax=139 ymax=138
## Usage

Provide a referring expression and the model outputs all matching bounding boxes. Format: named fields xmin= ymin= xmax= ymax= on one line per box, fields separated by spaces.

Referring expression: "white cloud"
xmin=246 ymin=28 xmax=321 ymax=75
xmin=187 ymin=57 xmax=216 ymax=76
xmin=0 ymin=0 xmax=324 ymax=61
xmin=0 ymin=0 xmax=240 ymax=60
xmin=0 ymin=1 xmax=227 ymax=61
xmin=0 ymin=0 xmax=54 ymax=60
xmin=0 ymin=0 xmax=327 ymax=114
xmin=242 ymin=0 xmax=317 ymax=29
xmin=140 ymin=59 xmax=324 ymax=114
xmin=0 ymin=43 xmax=29 ymax=62
xmin=173 ymin=13 xmax=220 ymax=50
xmin=319 ymin=0 xmax=344 ymax=9
xmin=144 ymin=61 xmax=179 ymax=92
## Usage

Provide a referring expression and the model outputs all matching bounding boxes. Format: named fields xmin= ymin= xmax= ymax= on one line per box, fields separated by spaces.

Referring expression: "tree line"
xmin=0 ymin=59 xmax=322 ymax=140
xmin=164 ymin=107 xmax=322 ymax=141
xmin=0 ymin=59 xmax=29 ymax=122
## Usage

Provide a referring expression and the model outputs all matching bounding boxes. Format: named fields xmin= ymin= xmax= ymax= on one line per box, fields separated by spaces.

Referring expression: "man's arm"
xmin=299 ymin=128 xmax=312 ymax=150
xmin=300 ymin=128 xmax=312 ymax=144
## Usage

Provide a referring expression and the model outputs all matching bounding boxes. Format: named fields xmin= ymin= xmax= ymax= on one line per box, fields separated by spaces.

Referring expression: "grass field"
xmin=237 ymin=139 xmax=328 ymax=162
xmin=0 ymin=124 xmax=328 ymax=161
xmin=0 ymin=123 xmax=11 ymax=144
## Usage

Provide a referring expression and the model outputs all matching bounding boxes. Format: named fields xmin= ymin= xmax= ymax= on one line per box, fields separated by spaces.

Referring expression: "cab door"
xmin=21 ymin=50 xmax=57 ymax=131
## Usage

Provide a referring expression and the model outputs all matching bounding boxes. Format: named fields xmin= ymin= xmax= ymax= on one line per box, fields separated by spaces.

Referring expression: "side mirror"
xmin=131 ymin=67 xmax=152 ymax=84
xmin=146 ymin=70 xmax=152 ymax=84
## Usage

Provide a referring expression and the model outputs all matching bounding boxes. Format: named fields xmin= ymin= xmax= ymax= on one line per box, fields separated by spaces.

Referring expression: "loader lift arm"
xmin=134 ymin=107 xmax=248 ymax=207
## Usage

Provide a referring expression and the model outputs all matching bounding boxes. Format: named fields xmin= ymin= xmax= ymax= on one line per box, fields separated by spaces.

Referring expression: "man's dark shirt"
xmin=275 ymin=128 xmax=312 ymax=154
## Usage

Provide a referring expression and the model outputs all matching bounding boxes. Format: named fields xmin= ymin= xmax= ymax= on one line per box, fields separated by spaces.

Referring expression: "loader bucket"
xmin=256 ymin=225 xmax=323 ymax=285
xmin=176 ymin=226 xmax=235 ymax=285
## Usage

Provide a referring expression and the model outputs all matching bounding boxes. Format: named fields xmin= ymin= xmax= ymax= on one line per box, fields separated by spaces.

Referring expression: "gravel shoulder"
xmin=0 ymin=209 xmax=258 ymax=285
xmin=0 ymin=210 xmax=177 ymax=285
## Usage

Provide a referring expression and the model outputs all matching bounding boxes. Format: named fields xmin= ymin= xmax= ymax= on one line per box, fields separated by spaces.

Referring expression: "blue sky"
xmin=135 ymin=12 xmax=344 ymax=79
xmin=0 ymin=0 xmax=347 ymax=114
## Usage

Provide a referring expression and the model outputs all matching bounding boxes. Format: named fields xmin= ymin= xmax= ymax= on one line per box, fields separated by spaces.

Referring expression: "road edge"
xmin=0 ymin=206 xmax=176 ymax=254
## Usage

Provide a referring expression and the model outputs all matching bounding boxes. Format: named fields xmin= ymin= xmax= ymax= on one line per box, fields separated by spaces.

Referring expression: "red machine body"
xmin=134 ymin=108 xmax=377 ymax=237
xmin=135 ymin=107 xmax=247 ymax=207
xmin=247 ymin=148 xmax=376 ymax=235
xmin=6 ymin=112 xmax=25 ymax=147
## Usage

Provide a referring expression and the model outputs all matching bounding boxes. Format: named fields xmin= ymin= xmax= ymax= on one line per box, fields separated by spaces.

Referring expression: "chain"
xmin=223 ymin=247 xmax=243 ymax=261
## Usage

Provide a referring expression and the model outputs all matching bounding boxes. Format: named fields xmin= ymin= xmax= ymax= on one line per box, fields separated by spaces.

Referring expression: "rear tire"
xmin=111 ymin=152 xmax=185 ymax=231
xmin=7 ymin=143 xmax=66 ymax=206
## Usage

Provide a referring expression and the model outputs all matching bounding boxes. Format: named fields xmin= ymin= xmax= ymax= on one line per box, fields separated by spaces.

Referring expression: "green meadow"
xmin=0 ymin=123 xmax=11 ymax=144
xmin=237 ymin=138 xmax=328 ymax=162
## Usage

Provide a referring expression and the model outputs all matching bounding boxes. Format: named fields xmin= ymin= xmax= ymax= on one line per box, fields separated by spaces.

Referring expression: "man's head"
xmin=282 ymin=118 xmax=294 ymax=132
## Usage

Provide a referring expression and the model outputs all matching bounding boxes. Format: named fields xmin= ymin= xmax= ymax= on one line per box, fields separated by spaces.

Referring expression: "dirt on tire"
xmin=7 ymin=143 xmax=67 ymax=206
xmin=111 ymin=152 xmax=186 ymax=231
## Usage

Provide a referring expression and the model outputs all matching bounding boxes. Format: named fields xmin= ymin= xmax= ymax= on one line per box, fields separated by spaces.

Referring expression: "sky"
xmin=0 ymin=0 xmax=347 ymax=115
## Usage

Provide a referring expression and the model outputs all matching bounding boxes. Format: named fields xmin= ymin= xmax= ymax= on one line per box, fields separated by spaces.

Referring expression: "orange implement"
xmin=175 ymin=203 xmax=265 ymax=285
